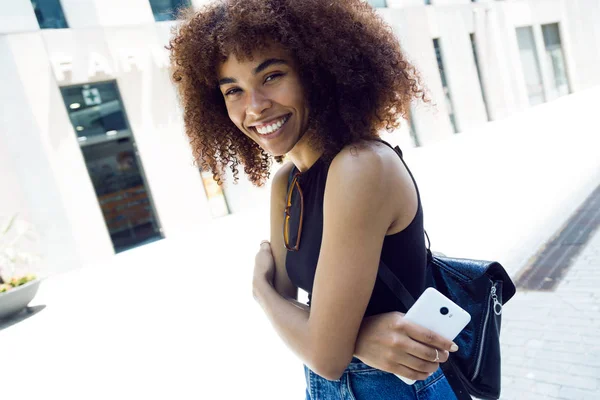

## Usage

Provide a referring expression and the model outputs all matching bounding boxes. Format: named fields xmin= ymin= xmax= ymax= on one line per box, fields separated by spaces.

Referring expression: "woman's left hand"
xmin=253 ymin=241 xmax=276 ymax=291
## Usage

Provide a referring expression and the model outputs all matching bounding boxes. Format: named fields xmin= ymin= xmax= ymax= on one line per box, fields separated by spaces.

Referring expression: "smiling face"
xmin=217 ymin=45 xmax=311 ymax=157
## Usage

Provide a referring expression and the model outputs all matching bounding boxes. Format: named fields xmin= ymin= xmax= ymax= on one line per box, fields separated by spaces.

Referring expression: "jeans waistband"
xmin=346 ymin=357 xmax=379 ymax=372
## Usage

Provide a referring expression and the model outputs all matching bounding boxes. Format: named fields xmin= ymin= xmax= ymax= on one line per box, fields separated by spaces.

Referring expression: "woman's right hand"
xmin=354 ymin=311 xmax=458 ymax=381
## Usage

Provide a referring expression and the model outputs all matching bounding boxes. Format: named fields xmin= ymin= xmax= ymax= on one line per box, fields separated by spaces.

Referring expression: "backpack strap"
xmin=377 ymin=259 xmax=415 ymax=309
xmin=374 ymin=139 xmax=472 ymax=399
xmin=379 ymin=259 xmax=471 ymax=399
xmin=441 ymin=361 xmax=473 ymax=400
xmin=373 ymin=139 xmax=432 ymax=256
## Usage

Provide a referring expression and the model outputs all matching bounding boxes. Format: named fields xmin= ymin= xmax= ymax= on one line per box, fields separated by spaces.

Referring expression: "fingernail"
xmin=450 ymin=343 xmax=459 ymax=352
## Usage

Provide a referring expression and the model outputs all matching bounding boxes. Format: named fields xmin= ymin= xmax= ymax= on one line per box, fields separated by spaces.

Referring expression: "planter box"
xmin=0 ymin=279 xmax=41 ymax=320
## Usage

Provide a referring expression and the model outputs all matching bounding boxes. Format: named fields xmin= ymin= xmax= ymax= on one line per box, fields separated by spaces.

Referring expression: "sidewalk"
xmin=500 ymin=227 xmax=600 ymax=399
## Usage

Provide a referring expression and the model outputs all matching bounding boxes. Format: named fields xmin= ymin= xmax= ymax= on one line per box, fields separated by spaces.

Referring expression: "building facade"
xmin=1 ymin=0 xmax=599 ymax=275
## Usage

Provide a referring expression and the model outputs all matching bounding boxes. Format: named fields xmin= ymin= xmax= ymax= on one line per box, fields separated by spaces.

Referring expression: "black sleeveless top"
xmin=285 ymin=143 xmax=428 ymax=317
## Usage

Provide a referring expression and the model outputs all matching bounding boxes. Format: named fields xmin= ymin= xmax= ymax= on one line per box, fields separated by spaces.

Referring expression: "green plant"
xmin=0 ymin=214 xmax=39 ymax=285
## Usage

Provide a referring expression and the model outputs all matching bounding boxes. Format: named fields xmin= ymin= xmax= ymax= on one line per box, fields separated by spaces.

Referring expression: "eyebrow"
xmin=218 ymin=58 xmax=288 ymax=86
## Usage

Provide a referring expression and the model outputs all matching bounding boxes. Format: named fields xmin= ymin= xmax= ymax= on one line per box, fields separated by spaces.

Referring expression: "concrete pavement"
xmin=500 ymin=227 xmax=600 ymax=400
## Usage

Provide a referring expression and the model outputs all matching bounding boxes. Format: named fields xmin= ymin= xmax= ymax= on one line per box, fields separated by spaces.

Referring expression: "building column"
xmin=473 ymin=2 xmax=529 ymax=120
xmin=381 ymin=7 xmax=455 ymax=144
xmin=0 ymin=32 xmax=115 ymax=275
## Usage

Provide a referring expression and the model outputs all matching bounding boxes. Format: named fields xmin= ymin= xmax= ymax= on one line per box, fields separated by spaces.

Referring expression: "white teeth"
xmin=256 ymin=115 xmax=289 ymax=135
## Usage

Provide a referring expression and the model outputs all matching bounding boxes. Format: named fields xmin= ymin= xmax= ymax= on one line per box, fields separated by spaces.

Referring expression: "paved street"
xmin=500 ymin=227 xmax=600 ymax=400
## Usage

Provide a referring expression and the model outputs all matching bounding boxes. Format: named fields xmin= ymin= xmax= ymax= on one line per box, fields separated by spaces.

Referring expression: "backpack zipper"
xmin=491 ymin=284 xmax=503 ymax=316
xmin=471 ymin=282 xmax=499 ymax=380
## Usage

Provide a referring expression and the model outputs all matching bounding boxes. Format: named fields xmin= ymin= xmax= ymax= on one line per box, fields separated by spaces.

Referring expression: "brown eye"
xmin=225 ymin=88 xmax=241 ymax=96
xmin=265 ymin=73 xmax=284 ymax=83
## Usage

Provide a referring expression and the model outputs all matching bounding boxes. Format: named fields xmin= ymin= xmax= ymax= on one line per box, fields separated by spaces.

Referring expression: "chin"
xmin=261 ymin=138 xmax=298 ymax=158
xmin=265 ymin=146 xmax=289 ymax=158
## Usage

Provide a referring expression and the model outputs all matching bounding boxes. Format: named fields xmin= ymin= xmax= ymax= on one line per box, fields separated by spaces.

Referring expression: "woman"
xmin=169 ymin=0 xmax=458 ymax=398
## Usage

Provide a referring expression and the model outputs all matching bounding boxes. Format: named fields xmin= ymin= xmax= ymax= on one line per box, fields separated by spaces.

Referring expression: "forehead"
xmin=217 ymin=43 xmax=293 ymax=77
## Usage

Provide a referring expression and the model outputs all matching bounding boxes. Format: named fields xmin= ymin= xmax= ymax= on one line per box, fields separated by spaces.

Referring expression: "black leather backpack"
xmin=377 ymin=142 xmax=517 ymax=399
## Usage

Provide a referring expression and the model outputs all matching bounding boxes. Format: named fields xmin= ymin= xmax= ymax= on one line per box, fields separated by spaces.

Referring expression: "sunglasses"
xmin=283 ymin=172 xmax=304 ymax=251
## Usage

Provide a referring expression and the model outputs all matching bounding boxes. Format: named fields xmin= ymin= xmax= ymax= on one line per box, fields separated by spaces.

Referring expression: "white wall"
xmin=435 ymin=6 xmax=489 ymax=131
xmin=60 ymin=0 xmax=155 ymax=28
xmin=0 ymin=129 xmax=30 ymax=223
xmin=0 ymin=33 xmax=99 ymax=276
xmin=190 ymin=0 xmax=213 ymax=8
xmin=0 ymin=0 xmax=39 ymax=34
xmin=563 ymin=0 xmax=600 ymax=90
xmin=473 ymin=2 xmax=530 ymax=119
xmin=387 ymin=0 xmax=428 ymax=7
xmin=432 ymin=0 xmax=471 ymax=5
xmin=380 ymin=7 xmax=455 ymax=144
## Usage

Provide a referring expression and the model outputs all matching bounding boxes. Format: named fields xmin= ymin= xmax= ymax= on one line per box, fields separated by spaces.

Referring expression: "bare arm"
xmin=255 ymin=147 xmax=398 ymax=379
xmin=255 ymin=147 xmax=456 ymax=381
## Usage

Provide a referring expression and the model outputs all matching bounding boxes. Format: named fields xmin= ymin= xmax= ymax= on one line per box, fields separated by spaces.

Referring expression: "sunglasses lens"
xmin=284 ymin=181 xmax=302 ymax=250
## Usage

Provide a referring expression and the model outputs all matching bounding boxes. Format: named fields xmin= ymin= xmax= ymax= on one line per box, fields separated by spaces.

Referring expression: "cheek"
xmin=287 ymin=84 xmax=309 ymax=115
xmin=225 ymin=104 xmax=244 ymax=129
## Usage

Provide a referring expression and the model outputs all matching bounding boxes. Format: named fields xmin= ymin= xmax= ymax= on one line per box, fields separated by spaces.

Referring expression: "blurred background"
xmin=0 ymin=0 xmax=599 ymax=399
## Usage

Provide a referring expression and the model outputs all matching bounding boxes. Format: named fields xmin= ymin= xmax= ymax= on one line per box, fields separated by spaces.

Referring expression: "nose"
xmin=245 ymin=88 xmax=272 ymax=119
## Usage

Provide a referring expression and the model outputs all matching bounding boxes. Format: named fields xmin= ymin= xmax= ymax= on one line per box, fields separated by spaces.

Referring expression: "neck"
xmin=287 ymin=131 xmax=323 ymax=172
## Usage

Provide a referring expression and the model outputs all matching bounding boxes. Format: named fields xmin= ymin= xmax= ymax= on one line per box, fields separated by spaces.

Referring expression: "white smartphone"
xmin=395 ymin=287 xmax=471 ymax=385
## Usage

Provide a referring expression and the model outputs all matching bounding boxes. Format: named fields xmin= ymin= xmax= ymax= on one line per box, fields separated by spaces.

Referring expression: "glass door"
xmin=61 ymin=81 xmax=163 ymax=253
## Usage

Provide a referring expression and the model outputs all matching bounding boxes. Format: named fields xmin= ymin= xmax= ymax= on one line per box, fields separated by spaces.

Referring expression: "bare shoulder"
xmin=325 ymin=141 xmax=397 ymax=211
xmin=328 ymin=140 xmax=399 ymax=184
xmin=328 ymin=140 xmax=417 ymax=233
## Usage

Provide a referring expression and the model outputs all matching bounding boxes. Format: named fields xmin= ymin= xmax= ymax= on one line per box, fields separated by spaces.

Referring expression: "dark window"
xmin=433 ymin=38 xmax=458 ymax=133
xmin=470 ymin=33 xmax=491 ymax=121
xmin=30 ymin=0 xmax=68 ymax=29
xmin=408 ymin=108 xmax=421 ymax=148
xmin=149 ymin=0 xmax=191 ymax=22
xmin=61 ymin=81 xmax=163 ymax=253
xmin=541 ymin=23 xmax=570 ymax=100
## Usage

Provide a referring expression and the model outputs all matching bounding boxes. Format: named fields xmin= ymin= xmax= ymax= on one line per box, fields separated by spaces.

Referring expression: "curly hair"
xmin=168 ymin=0 xmax=424 ymax=186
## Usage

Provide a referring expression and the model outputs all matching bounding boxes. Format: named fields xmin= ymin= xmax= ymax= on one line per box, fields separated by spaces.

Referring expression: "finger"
xmin=402 ymin=339 xmax=449 ymax=364
xmin=438 ymin=349 xmax=450 ymax=363
xmin=388 ymin=364 xmax=431 ymax=382
xmin=402 ymin=321 xmax=458 ymax=353
xmin=402 ymin=346 xmax=449 ymax=363
xmin=260 ymin=240 xmax=271 ymax=249
xmin=394 ymin=352 xmax=440 ymax=374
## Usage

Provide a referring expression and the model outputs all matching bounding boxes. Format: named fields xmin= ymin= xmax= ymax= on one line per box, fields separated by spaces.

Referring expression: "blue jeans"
xmin=304 ymin=358 xmax=458 ymax=400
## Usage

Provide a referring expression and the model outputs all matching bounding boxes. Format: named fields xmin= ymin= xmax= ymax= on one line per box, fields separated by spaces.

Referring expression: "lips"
xmin=250 ymin=113 xmax=291 ymax=136
xmin=255 ymin=114 xmax=290 ymax=132
xmin=249 ymin=114 xmax=291 ymax=141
